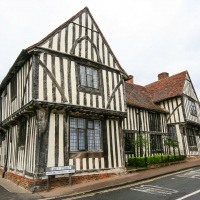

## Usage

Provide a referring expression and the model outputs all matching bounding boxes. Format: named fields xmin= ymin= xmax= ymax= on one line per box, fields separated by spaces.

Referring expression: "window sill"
xmin=70 ymin=150 xmax=103 ymax=153
xmin=189 ymin=146 xmax=198 ymax=151
xmin=79 ymin=86 xmax=101 ymax=95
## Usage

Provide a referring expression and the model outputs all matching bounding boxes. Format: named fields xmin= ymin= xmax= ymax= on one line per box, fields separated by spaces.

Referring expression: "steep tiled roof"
xmin=145 ymin=71 xmax=187 ymax=103
xmin=125 ymin=82 xmax=168 ymax=113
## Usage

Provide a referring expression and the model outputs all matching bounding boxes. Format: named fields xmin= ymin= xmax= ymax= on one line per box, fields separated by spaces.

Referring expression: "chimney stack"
xmin=158 ymin=72 xmax=169 ymax=80
xmin=126 ymin=75 xmax=134 ymax=84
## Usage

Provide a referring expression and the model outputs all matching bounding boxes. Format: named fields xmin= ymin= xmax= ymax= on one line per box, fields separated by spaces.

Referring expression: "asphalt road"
xmin=66 ymin=166 xmax=200 ymax=200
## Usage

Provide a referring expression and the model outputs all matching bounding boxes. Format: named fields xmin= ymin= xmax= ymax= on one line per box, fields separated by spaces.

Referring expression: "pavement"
xmin=0 ymin=156 xmax=200 ymax=199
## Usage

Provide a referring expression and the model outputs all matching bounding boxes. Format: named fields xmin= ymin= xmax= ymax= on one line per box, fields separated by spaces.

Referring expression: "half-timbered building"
xmin=123 ymin=79 xmax=168 ymax=162
xmin=0 ymin=7 xmax=130 ymax=190
xmin=145 ymin=71 xmax=200 ymax=156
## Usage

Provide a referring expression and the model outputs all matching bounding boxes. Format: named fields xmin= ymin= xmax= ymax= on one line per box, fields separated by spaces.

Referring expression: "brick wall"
xmin=0 ymin=168 xmax=3 ymax=177
xmin=3 ymin=171 xmax=116 ymax=192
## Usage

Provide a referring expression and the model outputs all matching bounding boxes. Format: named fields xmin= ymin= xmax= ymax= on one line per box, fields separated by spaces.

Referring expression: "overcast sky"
xmin=1 ymin=0 xmax=200 ymax=97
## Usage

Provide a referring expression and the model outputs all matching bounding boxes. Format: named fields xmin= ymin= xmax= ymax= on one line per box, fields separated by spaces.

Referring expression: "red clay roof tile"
xmin=125 ymin=82 xmax=168 ymax=113
xmin=145 ymin=71 xmax=187 ymax=102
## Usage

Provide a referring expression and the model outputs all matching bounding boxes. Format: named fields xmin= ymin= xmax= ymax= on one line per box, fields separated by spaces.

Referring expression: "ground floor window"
xmin=168 ymin=125 xmax=176 ymax=137
xmin=70 ymin=117 xmax=102 ymax=151
xmin=150 ymin=134 xmax=163 ymax=153
xmin=123 ymin=132 xmax=134 ymax=153
xmin=186 ymin=128 xmax=197 ymax=147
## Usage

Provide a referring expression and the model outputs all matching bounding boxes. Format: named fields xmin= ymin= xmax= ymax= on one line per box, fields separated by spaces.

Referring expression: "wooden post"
xmin=47 ymin=176 xmax=50 ymax=192
xmin=69 ymin=174 xmax=72 ymax=186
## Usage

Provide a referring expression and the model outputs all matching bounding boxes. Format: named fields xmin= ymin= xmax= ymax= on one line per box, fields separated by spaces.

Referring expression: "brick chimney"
xmin=158 ymin=72 xmax=169 ymax=80
xmin=126 ymin=75 xmax=134 ymax=84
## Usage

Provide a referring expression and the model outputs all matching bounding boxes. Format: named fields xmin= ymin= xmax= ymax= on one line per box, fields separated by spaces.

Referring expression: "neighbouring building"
xmin=145 ymin=71 xmax=200 ymax=156
xmin=123 ymin=81 xmax=169 ymax=162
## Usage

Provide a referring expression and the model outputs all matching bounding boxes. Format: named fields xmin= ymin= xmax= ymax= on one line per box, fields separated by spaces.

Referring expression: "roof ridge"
xmin=145 ymin=70 xmax=187 ymax=87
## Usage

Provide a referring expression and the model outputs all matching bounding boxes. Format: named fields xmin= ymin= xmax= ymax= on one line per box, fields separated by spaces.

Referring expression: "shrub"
xmin=128 ymin=154 xmax=186 ymax=167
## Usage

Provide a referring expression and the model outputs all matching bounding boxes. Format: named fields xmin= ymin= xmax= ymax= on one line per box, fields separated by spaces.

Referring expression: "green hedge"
xmin=128 ymin=155 xmax=186 ymax=167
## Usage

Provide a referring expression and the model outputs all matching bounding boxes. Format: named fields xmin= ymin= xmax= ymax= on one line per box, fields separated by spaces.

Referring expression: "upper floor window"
xmin=148 ymin=112 xmax=161 ymax=132
xmin=19 ymin=119 xmax=27 ymax=147
xmin=79 ymin=65 xmax=99 ymax=89
xmin=70 ymin=117 xmax=102 ymax=151
xmin=188 ymin=99 xmax=197 ymax=116
xmin=11 ymin=75 xmax=17 ymax=101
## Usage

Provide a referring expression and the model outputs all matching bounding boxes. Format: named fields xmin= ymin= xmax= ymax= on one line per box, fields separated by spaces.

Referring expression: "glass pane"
xmin=93 ymin=69 xmax=99 ymax=89
xmin=70 ymin=128 xmax=78 ymax=151
xmin=86 ymin=67 xmax=93 ymax=75
xmin=80 ymin=66 xmax=86 ymax=86
xmin=87 ymin=74 xmax=93 ymax=87
xmin=70 ymin=118 xmax=77 ymax=128
xmin=79 ymin=129 xmax=85 ymax=150
xmin=95 ymin=130 xmax=101 ymax=150
xmin=88 ymin=120 xmax=94 ymax=129
xmin=78 ymin=118 xmax=85 ymax=128
xmin=94 ymin=120 xmax=101 ymax=129
xmin=88 ymin=130 xmax=94 ymax=150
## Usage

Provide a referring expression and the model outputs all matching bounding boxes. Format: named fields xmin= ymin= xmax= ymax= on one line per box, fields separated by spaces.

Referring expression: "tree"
xmin=132 ymin=132 xmax=150 ymax=157
xmin=164 ymin=136 xmax=179 ymax=156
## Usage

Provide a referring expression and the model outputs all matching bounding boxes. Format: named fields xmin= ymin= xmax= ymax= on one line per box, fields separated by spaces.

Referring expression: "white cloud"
xmin=0 ymin=0 xmax=200 ymax=97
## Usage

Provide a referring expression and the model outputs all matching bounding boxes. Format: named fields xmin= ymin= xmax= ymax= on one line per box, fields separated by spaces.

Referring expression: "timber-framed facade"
xmin=146 ymin=71 xmax=200 ymax=157
xmin=0 ymin=7 xmax=200 ymax=191
xmin=0 ymin=7 xmax=129 ymax=190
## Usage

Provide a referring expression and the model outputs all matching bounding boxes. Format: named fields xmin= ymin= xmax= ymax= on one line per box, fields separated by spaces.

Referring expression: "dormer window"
xmin=188 ymin=99 xmax=197 ymax=116
xmin=79 ymin=65 xmax=99 ymax=90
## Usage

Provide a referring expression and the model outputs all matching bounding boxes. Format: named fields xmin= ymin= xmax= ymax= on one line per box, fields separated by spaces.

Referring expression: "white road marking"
xmin=176 ymin=189 xmax=200 ymax=200
xmin=130 ymin=185 xmax=178 ymax=196
xmin=177 ymin=169 xmax=200 ymax=179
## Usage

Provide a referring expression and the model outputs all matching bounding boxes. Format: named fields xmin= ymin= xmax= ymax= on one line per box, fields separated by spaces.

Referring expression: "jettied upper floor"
xmin=0 ymin=7 xmax=130 ymax=124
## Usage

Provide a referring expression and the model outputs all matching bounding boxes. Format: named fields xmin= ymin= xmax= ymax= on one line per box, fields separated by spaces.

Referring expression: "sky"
xmin=0 ymin=0 xmax=200 ymax=97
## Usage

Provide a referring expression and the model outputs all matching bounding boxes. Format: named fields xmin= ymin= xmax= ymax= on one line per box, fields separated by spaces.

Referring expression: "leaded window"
xmin=186 ymin=128 xmax=197 ymax=147
xmin=150 ymin=134 xmax=163 ymax=153
xmin=123 ymin=132 xmax=134 ymax=153
xmin=19 ymin=119 xmax=27 ymax=147
xmin=168 ymin=125 xmax=176 ymax=137
xmin=79 ymin=65 xmax=99 ymax=89
xmin=149 ymin=112 xmax=161 ymax=131
xmin=70 ymin=117 xmax=102 ymax=151
xmin=188 ymin=99 xmax=197 ymax=116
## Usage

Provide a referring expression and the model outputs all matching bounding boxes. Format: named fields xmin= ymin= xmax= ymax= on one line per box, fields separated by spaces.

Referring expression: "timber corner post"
xmin=35 ymin=107 xmax=51 ymax=177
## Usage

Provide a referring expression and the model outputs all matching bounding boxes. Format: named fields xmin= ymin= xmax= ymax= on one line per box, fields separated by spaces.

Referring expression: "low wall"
xmin=2 ymin=170 xmax=116 ymax=192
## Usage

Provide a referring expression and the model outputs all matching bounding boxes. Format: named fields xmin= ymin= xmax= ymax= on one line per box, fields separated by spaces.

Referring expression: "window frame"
xmin=69 ymin=117 xmax=102 ymax=152
xmin=167 ymin=125 xmax=177 ymax=138
xmin=186 ymin=128 xmax=197 ymax=147
xmin=150 ymin=134 xmax=163 ymax=153
xmin=123 ymin=132 xmax=134 ymax=153
xmin=188 ymin=98 xmax=197 ymax=116
xmin=78 ymin=64 xmax=101 ymax=95
xmin=18 ymin=119 xmax=27 ymax=148
xmin=148 ymin=112 xmax=161 ymax=132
